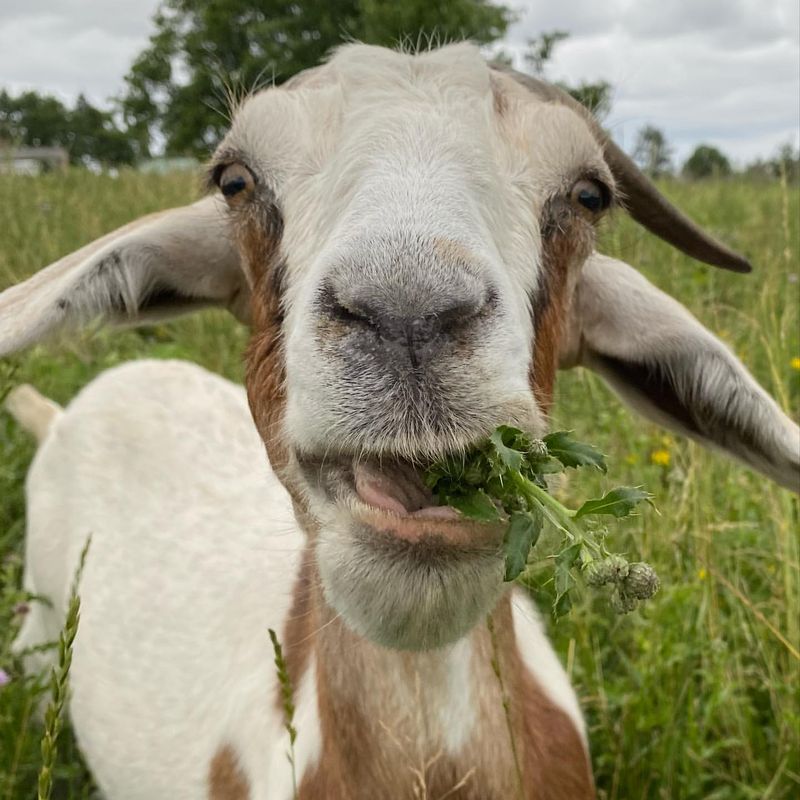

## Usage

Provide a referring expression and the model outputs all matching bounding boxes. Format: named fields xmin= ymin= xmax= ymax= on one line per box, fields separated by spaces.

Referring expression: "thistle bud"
xmin=610 ymin=587 xmax=638 ymax=614
xmin=622 ymin=562 xmax=660 ymax=600
xmin=583 ymin=555 xmax=630 ymax=587
xmin=527 ymin=439 xmax=549 ymax=459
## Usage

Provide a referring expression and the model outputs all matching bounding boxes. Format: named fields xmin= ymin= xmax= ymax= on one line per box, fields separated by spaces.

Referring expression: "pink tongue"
xmin=353 ymin=463 xmax=459 ymax=520
xmin=354 ymin=468 xmax=408 ymax=515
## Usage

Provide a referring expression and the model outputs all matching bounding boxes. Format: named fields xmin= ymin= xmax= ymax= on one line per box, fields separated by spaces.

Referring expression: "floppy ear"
xmin=560 ymin=253 xmax=800 ymax=492
xmin=0 ymin=195 xmax=249 ymax=358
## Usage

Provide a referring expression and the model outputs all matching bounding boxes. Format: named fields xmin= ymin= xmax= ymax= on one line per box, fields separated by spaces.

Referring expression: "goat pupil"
xmin=578 ymin=189 xmax=602 ymax=212
xmin=222 ymin=176 xmax=246 ymax=197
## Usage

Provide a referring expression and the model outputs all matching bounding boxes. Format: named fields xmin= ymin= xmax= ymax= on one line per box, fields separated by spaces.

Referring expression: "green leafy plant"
xmin=425 ymin=425 xmax=659 ymax=616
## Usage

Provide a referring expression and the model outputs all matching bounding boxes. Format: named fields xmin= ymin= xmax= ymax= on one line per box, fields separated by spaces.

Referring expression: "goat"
xmin=1 ymin=44 xmax=798 ymax=800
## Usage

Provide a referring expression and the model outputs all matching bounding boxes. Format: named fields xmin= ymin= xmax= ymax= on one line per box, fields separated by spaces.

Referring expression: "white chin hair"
xmin=315 ymin=513 xmax=506 ymax=651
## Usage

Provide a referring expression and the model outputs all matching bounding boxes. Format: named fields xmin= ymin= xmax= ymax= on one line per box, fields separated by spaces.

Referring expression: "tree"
xmin=0 ymin=90 xmax=71 ymax=148
xmin=682 ymin=144 xmax=731 ymax=180
xmin=525 ymin=30 xmax=568 ymax=76
xmin=742 ymin=144 xmax=799 ymax=183
xmin=0 ymin=90 xmax=135 ymax=167
xmin=121 ymin=0 xmax=512 ymax=157
xmin=524 ymin=31 xmax=612 ymax=118
xmin=566 ymin=80 xmax=612 ymax=118
xmin=68 ymin=95 xmax=136 ymax=166
xmin=633 ymin=125 xmax=672 ymax=178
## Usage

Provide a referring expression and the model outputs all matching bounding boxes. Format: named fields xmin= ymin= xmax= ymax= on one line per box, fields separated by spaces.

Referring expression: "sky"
xmin=0 ymin=0 xmax=797 ymax=166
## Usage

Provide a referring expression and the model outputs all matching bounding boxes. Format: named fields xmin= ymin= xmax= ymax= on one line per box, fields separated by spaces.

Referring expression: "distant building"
xmin=138 ymin=157 xmax=199 ymax=175
xmin=0 ymin=146 xmax=69 ymax=175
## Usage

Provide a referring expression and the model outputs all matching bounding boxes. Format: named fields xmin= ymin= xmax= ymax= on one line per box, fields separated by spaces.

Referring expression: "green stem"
xmin=510 ymin=472 xmax=581 ymax=536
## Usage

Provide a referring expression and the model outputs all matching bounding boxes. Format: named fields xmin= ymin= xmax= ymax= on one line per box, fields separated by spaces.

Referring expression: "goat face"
xmin=212 ymin=45 xmax=616 ymax=649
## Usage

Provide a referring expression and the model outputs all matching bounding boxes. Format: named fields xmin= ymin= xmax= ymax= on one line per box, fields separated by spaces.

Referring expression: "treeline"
xmin=632 ymin=124 xmax=799 ymax=182
xmin=0 ymin=91 xmax=135 ymax=166
xmin=0 ymin=0 xmax=796 ymax=180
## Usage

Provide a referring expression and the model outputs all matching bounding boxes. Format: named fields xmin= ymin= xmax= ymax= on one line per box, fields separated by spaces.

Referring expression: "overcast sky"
xmin=0 ymin=0 xmax=797 ymax=165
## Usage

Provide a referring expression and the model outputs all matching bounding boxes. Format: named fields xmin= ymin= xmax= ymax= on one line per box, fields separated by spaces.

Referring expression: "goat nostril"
xmin=334 ymin=301 xmax=370 ymax=326
xmin=437 ymin=294 xmax=490 ymax=334
xmin=407 ymin=316 xmax=438 ymax=341
xmin=318 ymin=283 xmax=372 ymax=327
xmin=317 ymin=281 xmax=496 ymax=359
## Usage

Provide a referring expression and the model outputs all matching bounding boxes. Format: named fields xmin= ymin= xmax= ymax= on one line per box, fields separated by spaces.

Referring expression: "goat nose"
xmin=318 ymin=282 xmax=489 ymax=365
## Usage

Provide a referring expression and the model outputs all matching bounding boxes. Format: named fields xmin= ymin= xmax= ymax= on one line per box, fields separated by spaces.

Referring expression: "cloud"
xmin=502 ymin=0 xmax=800 ymax=162
xmin=0 ymin=0 xmax=160 ymax=106
xmin=0 ymin=0 xmax=797 ymax=163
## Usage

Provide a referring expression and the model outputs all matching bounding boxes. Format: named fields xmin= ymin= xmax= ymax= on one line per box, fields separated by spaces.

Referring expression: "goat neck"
xmin=280 ymin=547 xmax=595 ymax=800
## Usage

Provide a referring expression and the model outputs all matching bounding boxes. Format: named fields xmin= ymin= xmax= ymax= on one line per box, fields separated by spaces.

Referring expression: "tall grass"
xmin=0 ymin=171 xmax=797 ymax=798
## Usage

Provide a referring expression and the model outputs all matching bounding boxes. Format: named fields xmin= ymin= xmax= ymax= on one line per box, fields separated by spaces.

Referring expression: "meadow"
xmin=0 ymin=170 xmax=798 ymax=799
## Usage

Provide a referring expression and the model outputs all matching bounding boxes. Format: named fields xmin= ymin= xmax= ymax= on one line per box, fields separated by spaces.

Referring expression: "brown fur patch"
xmin=277 ymin=547 xmax=317 ymax=711
xmin=208 ymin=746 xmax=250 ymax=800
xmin=493 ymin=599 xmax=595 ymax=799
xmin=532 ymin=203 xmax=595 ymax=410
xmin=245 ymin=297 xmax=288 ymax=473
xmin=237 ymin=204 xmax=292 ymax=478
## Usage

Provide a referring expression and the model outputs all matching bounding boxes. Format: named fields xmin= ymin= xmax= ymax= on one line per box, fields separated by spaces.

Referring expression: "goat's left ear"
xmin=560 ymin=253 xmax=800 ymax=492
xmin=0 ymin=196 xmax=249 ymax=358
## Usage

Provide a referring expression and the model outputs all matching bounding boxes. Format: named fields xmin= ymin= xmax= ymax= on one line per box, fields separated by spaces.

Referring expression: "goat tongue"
xmin=354 ymin=461 xmax=456 ymax=518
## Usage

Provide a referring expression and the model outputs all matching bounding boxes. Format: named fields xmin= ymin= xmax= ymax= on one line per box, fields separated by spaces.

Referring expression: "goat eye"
xmin=218 ymin=163 xmax=255 ymax=202
xmin=570 ymin=179 xmax=609 ymax=215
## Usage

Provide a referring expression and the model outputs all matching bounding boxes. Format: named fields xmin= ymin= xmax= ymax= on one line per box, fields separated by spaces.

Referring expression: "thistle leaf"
xmin=489 ymin=426 xmax=525 ymax=472
xmin=503 ymin=510 xmax=543 ymax=581
xmin=575 ymin=487 xmax=652 ymax=519
xmin=447 ymin=489 xmax=502 ymax=521
xmin=543 ymin=430 xmax=607 ymax=473
xmin=552 ymin=540 xmax=582 ymax=616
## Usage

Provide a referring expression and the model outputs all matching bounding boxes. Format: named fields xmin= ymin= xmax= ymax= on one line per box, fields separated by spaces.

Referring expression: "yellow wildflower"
xmin=697 ymin=567 xmax=707 ymax=580
xmin=791 ymin=356 xmax=800 ymax=371
xmin=650 ymin=448 xmax=671 ymax=467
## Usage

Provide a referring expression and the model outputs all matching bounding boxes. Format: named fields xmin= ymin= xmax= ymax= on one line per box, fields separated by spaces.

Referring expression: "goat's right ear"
xmin=560 ymin=253 xmax=800 ymax=492
xmin=0 ymin=196 xmax=249 ymax=357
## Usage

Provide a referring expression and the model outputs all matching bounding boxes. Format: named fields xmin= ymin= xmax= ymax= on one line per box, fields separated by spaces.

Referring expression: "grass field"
xmin=0 ymin=170 xmax=798 ymax=799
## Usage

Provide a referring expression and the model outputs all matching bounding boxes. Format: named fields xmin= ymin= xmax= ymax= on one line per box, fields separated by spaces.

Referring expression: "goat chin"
xmin=315 ymin=512 xmax=507 ymax=651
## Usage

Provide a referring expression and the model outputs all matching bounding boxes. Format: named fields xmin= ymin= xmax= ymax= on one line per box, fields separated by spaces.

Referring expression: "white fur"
xmin=17 ymin=361 xmax=302 ymax=797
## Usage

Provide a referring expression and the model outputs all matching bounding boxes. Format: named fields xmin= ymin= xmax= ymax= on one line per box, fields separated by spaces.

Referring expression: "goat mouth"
xmin=297 ymin=454 xmax=504 ymax=547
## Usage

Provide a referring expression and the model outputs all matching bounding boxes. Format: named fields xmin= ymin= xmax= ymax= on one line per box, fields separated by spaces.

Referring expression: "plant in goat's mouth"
xmin=424 ymin=426 xmax=659 ymax=616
